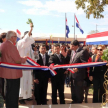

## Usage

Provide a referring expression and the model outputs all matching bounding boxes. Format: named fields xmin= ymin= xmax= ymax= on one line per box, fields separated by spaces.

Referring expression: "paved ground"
xmin=19 ymin=83 xmax=93 ymax=106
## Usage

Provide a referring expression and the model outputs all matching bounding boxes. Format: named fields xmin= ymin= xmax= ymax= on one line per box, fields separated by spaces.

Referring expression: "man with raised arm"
xmin=17 ymin=23 xmax=36 ymax=104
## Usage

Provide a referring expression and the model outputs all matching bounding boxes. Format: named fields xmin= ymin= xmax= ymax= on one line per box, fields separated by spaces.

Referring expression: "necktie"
xmin=71 ymin=51 xmax=76 ymax=62
xmin=42 ymin=54 xmax=45 ymax=65
xmin=59 ymin=54 xmax=62 ymax=62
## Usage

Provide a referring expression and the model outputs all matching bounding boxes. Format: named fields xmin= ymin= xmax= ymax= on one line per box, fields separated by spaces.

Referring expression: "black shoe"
xmin=26 ymin=98 xmax=33 ymax=101
xmin=19 ymin=99 xmax=26 ymax=104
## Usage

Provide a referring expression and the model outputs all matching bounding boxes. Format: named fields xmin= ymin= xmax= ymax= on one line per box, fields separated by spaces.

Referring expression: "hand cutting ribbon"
xmin=0 ymin=57 xmax=107 ymax=76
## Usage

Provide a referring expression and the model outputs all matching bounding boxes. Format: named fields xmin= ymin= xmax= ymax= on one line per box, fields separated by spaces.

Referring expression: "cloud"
xmin=90 ymin=13 xmax=108 ymax=26
xmin=105 ymin=6 xmax=108 ymax=11
xmin=98 ymin=17 xmax=108 ymax=25
xmin=98 ymin=27 xmax=108 ymax=31
xmin=0 ymin=9 xmax=5 ymax=12
xmin=18 ymin=0 xmax=84 ymax=15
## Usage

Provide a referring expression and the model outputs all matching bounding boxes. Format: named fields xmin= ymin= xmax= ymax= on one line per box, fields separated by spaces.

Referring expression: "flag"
xmin=75 ymin=15 xmax=84 ymax=34
xmin=16 ymin=29 xmax=21 ymax=41
xmin=66 ymin=18 xmax=70 ymax=38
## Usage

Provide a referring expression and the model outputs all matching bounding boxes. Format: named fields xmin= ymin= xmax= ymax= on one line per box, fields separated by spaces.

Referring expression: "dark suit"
xmin=70 ymin=48 xmax=88 ymax=103
xmin=33 ymin=53 xmax=50 ymax=105
xmin=49 ymin=53 xmax=70 ymax=104
xmin=89 ymin=55 xmax=107 ymax=103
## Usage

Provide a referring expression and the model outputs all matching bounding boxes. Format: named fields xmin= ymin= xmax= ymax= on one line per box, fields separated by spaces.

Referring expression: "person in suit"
xmin=0 ymin=31 xmax=27 ymax=108
xmin=33 ymin=43 xmax=50 ymax=105
xmin=60 ymin=43 xmax=70 ymax=87
xmin=49 ymin=43 xmax=70 ymax=104
xmin=83 ymin=46 xmax=92 ymax=103
xmin=89 ymin=45 xmax=107 ymax=103
xmin=69 ymin=40 xmax=88 ymax=103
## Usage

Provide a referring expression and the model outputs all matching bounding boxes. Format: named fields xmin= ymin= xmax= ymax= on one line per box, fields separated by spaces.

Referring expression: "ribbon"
xmin=26 ymin=57 xmax=57 ymax=76
xmin=51 ymin=62 xmax=107 ymax=70
xmin=26 ymin=57 xmax=40 ymax=66
xmin=0 ymin=57 xmax=107 ymax=76
xmin=67 ymin=68 xmax=75 ymax=73
xmin=0 ymin=62 xmax=48 ymax=70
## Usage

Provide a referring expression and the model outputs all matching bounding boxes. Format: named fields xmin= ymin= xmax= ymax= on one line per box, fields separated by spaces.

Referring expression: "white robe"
xmin=17 ymin=34 xmax=35 ymax=99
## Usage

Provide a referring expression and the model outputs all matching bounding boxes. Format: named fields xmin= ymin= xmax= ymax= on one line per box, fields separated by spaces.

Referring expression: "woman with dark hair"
xmin=0 ymin=32 xmax=7 ymax=107
xmin=89 ymin=45 xmax=107 ymax=103
xmin=0 ymin=33 xmax=7 ymax=43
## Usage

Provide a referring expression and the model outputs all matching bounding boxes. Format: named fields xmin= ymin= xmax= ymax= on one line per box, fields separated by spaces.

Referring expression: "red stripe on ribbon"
xmin=27 ymin=57 xmax=40 ymax=66
xmin=67 ymin=68 xmax=75 ymax=73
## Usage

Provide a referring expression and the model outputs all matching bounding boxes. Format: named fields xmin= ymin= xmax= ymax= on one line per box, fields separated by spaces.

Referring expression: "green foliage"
xmin=101 ymin=49 xmax=108 ymax=61
xmin=26 ymin=18 xmax=34 ymax=27
xmin=75 ymin=0 xmax=108 ymax=19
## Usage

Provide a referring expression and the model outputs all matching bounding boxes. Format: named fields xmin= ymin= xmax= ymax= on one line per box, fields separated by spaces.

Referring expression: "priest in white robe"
xmin=17 ymin=23 xmax=35 ymax=104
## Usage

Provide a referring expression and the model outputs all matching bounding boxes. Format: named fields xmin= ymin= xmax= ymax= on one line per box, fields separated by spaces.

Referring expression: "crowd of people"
xmin=0 ymin=23 xmax=107 ymax=108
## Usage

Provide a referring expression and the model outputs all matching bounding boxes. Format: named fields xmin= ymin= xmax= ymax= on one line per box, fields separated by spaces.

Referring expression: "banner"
xmin=86 ymin=31 xmax=108 ymax=45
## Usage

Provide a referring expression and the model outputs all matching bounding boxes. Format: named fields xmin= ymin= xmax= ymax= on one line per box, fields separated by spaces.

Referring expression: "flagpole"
xmin=65 ymin=13 xmax=66 ymax=44
xmin=74 ymin=13 xmax=75 ymax=40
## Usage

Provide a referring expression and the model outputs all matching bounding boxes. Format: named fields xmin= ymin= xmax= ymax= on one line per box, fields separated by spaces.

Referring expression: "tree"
xmin=88 ymin=30 xmax=99 ymax=34
xmin=75 ymin=0 xmax=108 ymax=19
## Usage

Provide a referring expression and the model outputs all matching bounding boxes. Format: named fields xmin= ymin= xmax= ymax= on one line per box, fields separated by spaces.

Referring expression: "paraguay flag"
xmin=16 ymin=29 xmax=21 ymax=41
xmin=66 ymin=18 xmax=70 ymax=38
xmin=75 ymin=15 xmax=84 ymax=34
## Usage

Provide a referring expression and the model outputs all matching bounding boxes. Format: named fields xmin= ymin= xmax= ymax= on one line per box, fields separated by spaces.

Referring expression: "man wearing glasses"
xmin=0 ymin=31 xmax=27 ymax=108
xmin=89 ymin=45 xmax=107 ymax=103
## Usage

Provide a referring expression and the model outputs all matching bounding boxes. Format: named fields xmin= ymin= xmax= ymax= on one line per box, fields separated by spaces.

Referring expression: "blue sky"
xmin=0 ymin=0 xmax=108 ymax=37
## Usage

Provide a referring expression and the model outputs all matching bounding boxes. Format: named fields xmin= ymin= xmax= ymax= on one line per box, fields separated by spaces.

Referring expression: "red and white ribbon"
xmin=0 ymin=57 xmax=56 ymax=75
xmin=26 ymin=57 xmax=40 ymax=66
xmin=52 ymin=62 xmax=107 ymax=70
xmin=27 ymin=57 xmax=57 ymax=76
xmin=0 ymin=57 xmax=107 ymax=76
xmin=67 ymin=68 xmax=75 ymax=73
